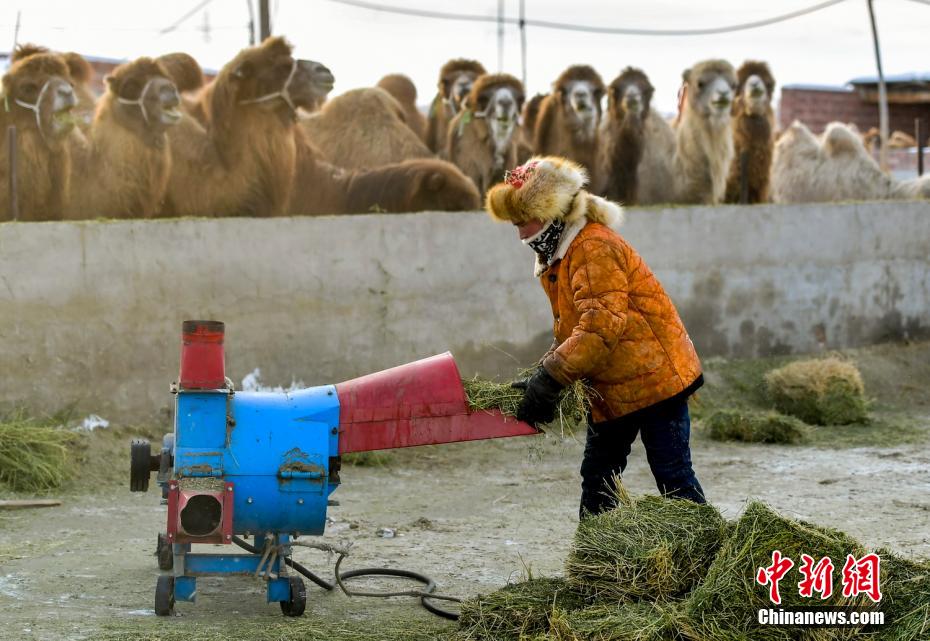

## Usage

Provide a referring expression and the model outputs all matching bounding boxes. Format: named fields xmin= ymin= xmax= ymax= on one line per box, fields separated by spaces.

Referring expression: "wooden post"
xmin=739 ymin=151 xmax=749 ymax=204
xmin=7 ymin=126 xmax=19 ymax=221
xmin=917 ymin=118 xmax=924 ymax=177
xmin=866 ymin=0 xmax=889 ymax=172
xmin=259 ymin=0 xmax=271 ymax=41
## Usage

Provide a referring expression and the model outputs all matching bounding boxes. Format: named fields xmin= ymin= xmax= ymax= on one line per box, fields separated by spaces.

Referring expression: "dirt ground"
xmin=1 ymin=342 xmax=929 ymax=641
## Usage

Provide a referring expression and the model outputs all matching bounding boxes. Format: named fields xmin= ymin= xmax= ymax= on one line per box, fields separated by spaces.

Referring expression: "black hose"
xmin=230 ymin=535 xmax=460 ymax=620
xmin=231 ymin=535 xmax=334 ymax=591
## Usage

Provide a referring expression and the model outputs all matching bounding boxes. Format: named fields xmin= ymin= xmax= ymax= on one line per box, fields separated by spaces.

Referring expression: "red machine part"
xmin=166 ymin=480 xmax=235 ymax=545
xmin=335 ymin=352 xmax=540 ymax=453
xmin=179 ymin=320 xmax=226 ymax=390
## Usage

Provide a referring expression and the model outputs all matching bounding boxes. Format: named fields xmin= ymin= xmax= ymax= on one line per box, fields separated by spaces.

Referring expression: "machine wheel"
xmin=279 ymin=576 xmax=306 ymax=617
xmin=130 ymin=439 xmax=151 ymax=492
xmin=155 ymin=575 xmax=175 ymax=616
xmin=156 ymin=533 xmax=173 ymax=571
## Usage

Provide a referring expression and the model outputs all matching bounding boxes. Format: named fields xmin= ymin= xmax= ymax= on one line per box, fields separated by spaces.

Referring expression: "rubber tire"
xmin=279 ymin=576 xmax=306 ymax=617
xmin=156 ymin=533 xmax=173 ymax=571
xmin=130 ymin=439 xmax=151 ymax=492
xmin=155 ymin=575 xmax=175 ymax=616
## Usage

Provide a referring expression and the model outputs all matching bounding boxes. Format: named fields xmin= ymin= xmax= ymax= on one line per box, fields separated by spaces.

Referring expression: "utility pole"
xmin=259 ymin=0 xmax=271 ymax=42
xmin=247 ymin=0 xmax=256 ymax=45
xmin=519 ymin=0 xmax=527 ymax=89
xmin=866 ymin=0 xmax=889 ymax=172
xmin=496 ymin=0 xmax=505 ymax=73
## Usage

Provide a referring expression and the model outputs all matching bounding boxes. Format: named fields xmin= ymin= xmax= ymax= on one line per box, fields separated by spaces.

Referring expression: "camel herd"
xmin=1 ymin=37 xmax=927 ymax=222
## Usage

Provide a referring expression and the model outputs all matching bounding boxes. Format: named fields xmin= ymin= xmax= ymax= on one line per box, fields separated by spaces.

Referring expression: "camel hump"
xmin=156 ymin=52 xmax=205 ymax=93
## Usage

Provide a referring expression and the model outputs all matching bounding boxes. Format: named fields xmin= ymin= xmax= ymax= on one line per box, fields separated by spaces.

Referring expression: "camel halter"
xmin=239 ymin=58 xmax=298 ymax=112
xmin=9 ymin=78 xmax=55 ymax=140
xmin=117 ymin=78 xmax=158 ymax=124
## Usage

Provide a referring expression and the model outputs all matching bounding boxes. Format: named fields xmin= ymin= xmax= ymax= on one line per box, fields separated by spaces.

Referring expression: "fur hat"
xmin=485 ymin=156 xmax=623 ymax=228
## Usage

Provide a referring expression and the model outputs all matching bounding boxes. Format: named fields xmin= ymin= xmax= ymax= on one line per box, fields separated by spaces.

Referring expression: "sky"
xmin=2 ymin=0 xmax=929 ymax=114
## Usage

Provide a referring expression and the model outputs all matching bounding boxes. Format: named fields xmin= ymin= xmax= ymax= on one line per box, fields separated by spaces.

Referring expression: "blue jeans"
xmin=580 ymin=397 xmax=705 ymax=517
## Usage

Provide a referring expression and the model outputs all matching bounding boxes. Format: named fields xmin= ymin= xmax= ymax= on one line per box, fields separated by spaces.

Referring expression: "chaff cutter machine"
xmin=130 ymin=320 xmax=537 ymax=616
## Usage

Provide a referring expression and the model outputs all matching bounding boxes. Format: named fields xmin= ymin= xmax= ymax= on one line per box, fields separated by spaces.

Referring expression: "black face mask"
xmin=523 ymin=218 xmax=566 ymax=265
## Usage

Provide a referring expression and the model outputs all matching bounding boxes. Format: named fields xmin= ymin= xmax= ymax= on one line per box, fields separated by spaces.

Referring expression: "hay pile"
xmin=457 ymin=577 xmax=585 ymax=640
xmin=681 ymin=501 xmax=870 ymax=640
xmin=548 ymin=601 xmax=681 ymax=641
xmin=565 ymin=487 xmax=727 ymax=602
xmin=460 ymin=493 xmax=930 ymax=641
xmin=870 ymin=552 xmax=930 ymax=641
xmin=463 ymin=372 xmax=592 ymax=434
xmin=703 ymin=408 xmax=809 ymax=444
xmin=764 ymin=357 xmax=868 ymax=425
xmin=0 ymin=414 xmax=77 ymax=492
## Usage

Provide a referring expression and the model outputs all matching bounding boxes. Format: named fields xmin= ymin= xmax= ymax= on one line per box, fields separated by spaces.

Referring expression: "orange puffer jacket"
xmin=540 ymin=221 xmax=701 ymax=422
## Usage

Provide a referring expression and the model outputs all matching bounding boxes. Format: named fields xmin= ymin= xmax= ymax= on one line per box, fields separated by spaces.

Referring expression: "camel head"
xmin=217 ymin=36 xmax=310 ymax=118
xmin=469 ymin=74 xmax=524 ymax=153
xmin=438 ymin=59 xmax=487 ymax=114
xmin=2 ymin=52 xmax=77 ymax=144
xmin=554 ymin=65 xmax=605 ymax=137
xmin=105 ymin=58 xmax=182 ymax=137
xmin=736 ymin=60 xmax=775 ymax=116
xmin=683 ymin=59 xmax=736 ymax=126
xmin=608 ymin=67 xmax=653 ymax=123
xmin=289 ymin=59 xmax=335 ymax=113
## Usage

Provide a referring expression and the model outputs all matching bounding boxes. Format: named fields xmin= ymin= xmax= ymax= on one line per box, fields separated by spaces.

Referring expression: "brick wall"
xmin=779 ymin=86 xmax=930 ymax=139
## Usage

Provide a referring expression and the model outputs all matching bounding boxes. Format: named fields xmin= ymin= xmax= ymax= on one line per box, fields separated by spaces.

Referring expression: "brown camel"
xmin=299 ymin=88 xmax=432 ymax=170
xmin=596 ymin=67 xmax=654 ymax=203
xmin=0 ymin=52 xmax=78 ymax=221
xmin=425 ymin=59 xmax=486 ymax=155
xmin=67 ymin=57 xmax=181 ymax=219
xmin=533 ymin=65 xmax=605 ymax=174
xmin=725 ymin=61 xmax=776 ymax=203
xmin=377 ymin=73 xmax=427 ymax=141
xmin=163 ymin=36 xmax=321 ymax=217
xmin=447 ymin=73 xmax=525 ymax=197
xmin=11 ymin=44 xmax=97 ymax=132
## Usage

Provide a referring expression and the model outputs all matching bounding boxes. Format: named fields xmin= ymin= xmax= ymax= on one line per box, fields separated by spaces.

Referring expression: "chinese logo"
xmin=756 ymin=551 xmax=882 ymax=605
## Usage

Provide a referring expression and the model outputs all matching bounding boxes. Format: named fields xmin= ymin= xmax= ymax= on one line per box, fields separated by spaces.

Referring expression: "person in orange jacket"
xmin=485 ymin=156 xmax=705 ymax=516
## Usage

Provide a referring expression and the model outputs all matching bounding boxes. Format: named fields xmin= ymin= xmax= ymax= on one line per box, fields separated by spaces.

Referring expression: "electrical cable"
xmin=323 ymin=0 xmax=850 ymax=36
xmin=230 ymin=535 xmax=462 ymax=619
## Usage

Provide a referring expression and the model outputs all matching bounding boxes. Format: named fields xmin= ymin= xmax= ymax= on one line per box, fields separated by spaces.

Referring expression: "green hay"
xmin=868 ymin=551 xmax=930 ymax=641
xmin=703 ymin=408 xmax=810 ymax=444
xmin=548 ymin=601 xmax=682 ymax=641
xmin=764 ymin=358 xmax=868 ymax=425
xmin=342 ymin=451 xmax=394 ymax=467
xmin=0 ymin=413 xmax=78 ymax=492
xmin=457 ymin=577 xmax=587 ymax=640
xmin=463 ymin=371 xmax=593 ymax=435
xmin=565 ymin=486 xmax=727 ymax=603
xmin=681 ymin=501 xmax=870 ymax=641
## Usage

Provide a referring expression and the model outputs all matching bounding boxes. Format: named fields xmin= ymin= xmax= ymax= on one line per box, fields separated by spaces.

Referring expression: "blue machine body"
xmin=173 ymin=385 xmax=341 ymax=535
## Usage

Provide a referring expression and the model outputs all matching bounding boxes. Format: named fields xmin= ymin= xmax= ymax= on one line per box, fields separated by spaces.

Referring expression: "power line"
xmin=323 ymin=0 xmax=851 ymax=36
xmin=160 ymin=0 xmax=214 ymax=35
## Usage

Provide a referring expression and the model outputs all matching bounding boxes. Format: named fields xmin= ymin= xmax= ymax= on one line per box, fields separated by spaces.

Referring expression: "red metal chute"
xmin=335 ymin=353 xmax=539 ymax=453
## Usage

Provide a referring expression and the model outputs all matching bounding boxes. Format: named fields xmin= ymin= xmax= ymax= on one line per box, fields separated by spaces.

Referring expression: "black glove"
xmin=512 ymin=366 xmax=564 ymax=426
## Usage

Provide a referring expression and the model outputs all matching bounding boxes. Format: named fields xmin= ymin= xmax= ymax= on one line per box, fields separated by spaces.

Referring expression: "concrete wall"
xmin=1 ymin=201 xmax=928 ymax=423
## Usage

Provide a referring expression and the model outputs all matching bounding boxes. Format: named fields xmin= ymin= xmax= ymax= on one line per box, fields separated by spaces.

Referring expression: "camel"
xmin=595 ymin=67 xmax=654 ymax=203
xmin=162 ymin=36 xmax=313 ymax=217
xmin=725 ymin=61 xmax=776 ymax=204
xmin=533 ymin=65 xmax=605 ymax=175
xmin=377 ymin=73 xmax=427 ymax=141
xmin=771 ymin=120 xmax=930 ymax=203
xmin=637 ymin=59 xmax=737 ymax=205
xmin=425 ymin=59 xmax=486 ymax=155
xmin=66 ymin=57 xmax=181 ymax=219
xmin=289 ymin=133 xmax=479 ymax=214
xmin=299 ymin=88 xmax=432 ymax=170
xmin=11 ymin=44 xmax=97 ymax=132
xmin=447 ymin=73 xmax=525 ymax=197
xmin=862 ymin=127 xmax=919 ymax=151
xmin=0 ymin=52 xmax=78 ymax=221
